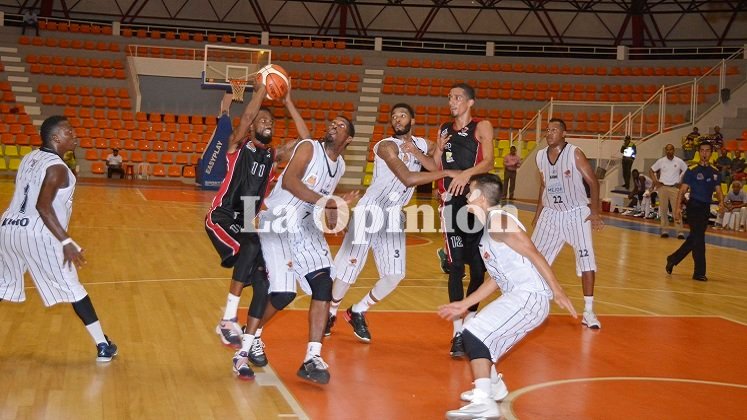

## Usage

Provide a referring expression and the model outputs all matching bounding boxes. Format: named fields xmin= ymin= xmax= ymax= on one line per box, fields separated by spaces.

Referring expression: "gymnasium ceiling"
xmin=3 ymin=0 xmax=747 ymax=46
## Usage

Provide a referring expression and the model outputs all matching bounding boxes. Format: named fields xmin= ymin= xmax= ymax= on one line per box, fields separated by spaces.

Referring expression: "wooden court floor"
xmin=0 ymin=180 xmax=746 ymax=420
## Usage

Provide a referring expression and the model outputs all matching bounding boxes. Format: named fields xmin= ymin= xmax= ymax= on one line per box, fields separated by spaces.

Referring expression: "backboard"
xmin=202 ymin=44 xmax=272 ymax=88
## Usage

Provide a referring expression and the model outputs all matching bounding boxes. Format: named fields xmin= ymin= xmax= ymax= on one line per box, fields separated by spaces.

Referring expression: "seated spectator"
xmin=732 ymin=150 xmax=746 ymax=182
xmin=22 ymin=8 xmax=39 ymax=36
xmin=682 ymin=127 xmax=699 ymax=161
xmin=716 ymin=181 xmax=747 ymax=231
xmin=623 ymin=169 xmax=656 ymax=218
xmin=63 ymin=150 xmax=78 ymax=176
xmin=711 ymin=125 xmax=724 ymax=150
xmin=106 ymin=149 xmax=125 ymax=179
xmin=715 ymin=148 xmax=733 ymax=186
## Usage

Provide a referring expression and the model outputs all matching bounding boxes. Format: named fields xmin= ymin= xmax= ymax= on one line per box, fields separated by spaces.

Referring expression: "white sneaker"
xmin=446 ymin=390 xmax=500 ymax=419
xmin=460 ymin=375 xmax=509 ymax=402
xmin=216 ymin=318 xmax=243 ymax=348
xmin=582 ymin=311 xmax=601 ymax=329
xmin=621 ymin=210 xmax=634 ymax=216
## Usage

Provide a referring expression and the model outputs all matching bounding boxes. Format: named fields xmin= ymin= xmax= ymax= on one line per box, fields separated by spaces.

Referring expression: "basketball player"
xmin=438 ymin=174 xmax=576 ymax=419
xmin=531 ymin=118 xmax=604 ymax=329
xmin=250 ymin=115 xmax=358 ymax=385
xmin=326 ymin=103 xmax=458 ymax=342
xmin=0 ymin=116 xmax=118 ymax=362
xmin=433 ymin=83 xmax=495 ymax=357
xmin=205 ymin=83 xmax=306 ymax=379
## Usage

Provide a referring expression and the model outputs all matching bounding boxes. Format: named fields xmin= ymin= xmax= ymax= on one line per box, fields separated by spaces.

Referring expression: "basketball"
xmin=257 ymin=64 xmax=290 ymax=100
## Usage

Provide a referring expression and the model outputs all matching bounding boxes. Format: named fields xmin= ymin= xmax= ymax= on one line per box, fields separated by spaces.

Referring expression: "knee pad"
xmin=306 ymin=268 xmax=333 ymax=301
xmin=270 ymin=292 xmax=296 ymax=310
xmin=462 ymin=329 xmax=492 ymax=361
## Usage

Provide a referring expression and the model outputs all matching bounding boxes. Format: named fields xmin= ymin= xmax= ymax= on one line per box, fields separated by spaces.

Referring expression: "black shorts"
xmin=205 ymin=210 xmax=265 ymax=284
xmin=441 ymin=195 xmax=483 ymax=265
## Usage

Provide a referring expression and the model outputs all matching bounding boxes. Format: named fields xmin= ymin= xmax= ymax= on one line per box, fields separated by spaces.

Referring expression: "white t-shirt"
xmin=650 ymin=156 xmax=687 ymax=186
xmin=106 ymin=154 xmax=123 ymax=166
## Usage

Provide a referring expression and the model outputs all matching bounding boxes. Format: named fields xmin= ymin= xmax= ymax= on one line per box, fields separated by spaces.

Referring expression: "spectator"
xmin=711 ymin=125 xmax=724 ymax=150
xmin=623 ymin=169 xmax=654 ymax=217
xmin=63 ymin=150 xmax=78 ymax=176
xmin=716 ymin=181 xmax=747 ymax=231
xmin=715 ymin=147 xmax=732 ymax=185
xmin=682 ymin=127 xmax=699 ymax=161
xmin=22 ymin=8 xmax=39 ymax=36
xmin=650 ymin=144 xmax=688 ymax=238
xmin=502 ymin=146 xmax=521 ymax=200
xmin=731 ymin=150 xmax=746 ymax=182
xmin=620 ymin=135 xmax=636 ymax=189
xmin=105 ymin=149 xmax=124 ymax=179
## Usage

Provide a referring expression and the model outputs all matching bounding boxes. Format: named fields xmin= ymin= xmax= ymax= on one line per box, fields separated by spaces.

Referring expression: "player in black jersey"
xmin=205 ymin=82 xmax=309 ymax=380
xmin=432 ymin=83 xmax=495 ymax=358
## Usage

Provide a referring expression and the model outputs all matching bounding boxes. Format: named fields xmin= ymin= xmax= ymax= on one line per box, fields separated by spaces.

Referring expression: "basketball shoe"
xmin=344 ymin=307 xmax=371 ymax=343
xmin=450 ymin=332 xmax=465 ymax=358
xmin=248 ymin=337 xmax=268 ymax=367
xmin=96 ymin=336 xmax=118 ymax=362
xmin=297 ymin=355 xmax=330 ymax=384
xmin=324 ymin=313 xmax=336 ymax=337
xmin=232 ymin=350 xmax=255 ymax=380
xmin=437 ymin=248 xmax=450 ymax=274
xmin=216 ymin=318 xmax=242 ymax=348
xmin=446 ymin=389 xmax=500 ymax=419
xmin=460 ymin=374 xmax=509 ymax=402
xmin=582 ymin=311 xmax=602 ymax=329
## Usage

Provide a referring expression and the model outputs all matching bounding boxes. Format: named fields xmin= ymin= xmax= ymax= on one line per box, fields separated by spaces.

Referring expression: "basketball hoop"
xmin=229 ymin=79 xmax=248 ymax=102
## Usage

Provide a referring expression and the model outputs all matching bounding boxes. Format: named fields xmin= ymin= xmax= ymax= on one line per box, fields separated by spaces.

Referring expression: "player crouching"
xmin=438 ymin=174 xmax=576 ymax=419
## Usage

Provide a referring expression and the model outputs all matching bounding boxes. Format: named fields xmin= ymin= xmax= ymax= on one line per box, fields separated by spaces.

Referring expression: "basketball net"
xmin=229 ymin=79 xmax=247 ymax=103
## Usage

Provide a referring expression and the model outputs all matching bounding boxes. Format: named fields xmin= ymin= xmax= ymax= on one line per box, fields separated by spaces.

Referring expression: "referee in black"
xmin=666 ymin=140 xmax=724 ymax=281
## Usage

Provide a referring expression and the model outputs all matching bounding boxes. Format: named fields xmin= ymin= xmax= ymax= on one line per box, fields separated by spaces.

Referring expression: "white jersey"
xmin=264 ymin=139 xmax=345 ymax=214
xmin=2 ymin=149 xmax=75 ymax=233
xmin=362 ymin=136 xmax=428 ymax=208
xmin=479 ymin=210 xmax=552 ymax=296
xmin=536 ymin=143 xmax=589 ymax=211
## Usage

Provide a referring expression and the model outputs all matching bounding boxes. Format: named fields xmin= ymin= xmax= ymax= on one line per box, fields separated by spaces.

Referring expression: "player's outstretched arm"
xmin=274 ymin=90 xmax=308 ymax=163
xmin=402 ymin=139 xmax=439 ymax=172
xmin=447 ymin=120 xmax=495 ymax=196
xmin=37 ymin=165 xmax=85 ymax=269
xmin=438 ymin=279 xmax=499 ymax=321
xmin=490 ymin=213 xmax=577 ymax=318
xmin=574 ymin=148 xmax=604 ymax=231
xmin=378 ymin=141 xmax=457 ymax=187
xmin=281 ymin=141 xmax=328 ymax=205
xmin=227 ymin=83 xmax=267 ymax=153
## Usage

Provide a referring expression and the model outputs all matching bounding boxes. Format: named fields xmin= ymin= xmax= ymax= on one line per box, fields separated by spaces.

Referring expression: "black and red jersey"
xmin=438 ymin=119 xmax=484 ymax=194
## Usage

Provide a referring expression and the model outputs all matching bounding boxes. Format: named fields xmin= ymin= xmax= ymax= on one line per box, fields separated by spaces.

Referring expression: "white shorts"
xmin=0 ymin=229 xmax=87 ymax=307
xmin=464 ymin=290 xmax=550 ymax=363
xmin=531 ymin=206 xmax=597 ymax=276
xmin=334 ymin=209 xmax=405 ymax=284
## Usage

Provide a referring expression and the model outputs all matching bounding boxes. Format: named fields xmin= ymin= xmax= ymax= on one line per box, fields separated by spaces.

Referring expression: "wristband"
xmin=61 ymin=238 xmax=74 ymax=246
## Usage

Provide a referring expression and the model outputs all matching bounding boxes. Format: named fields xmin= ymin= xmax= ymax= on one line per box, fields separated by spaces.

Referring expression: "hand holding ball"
xmin=256 ymin=64 xmax=290 ymax=100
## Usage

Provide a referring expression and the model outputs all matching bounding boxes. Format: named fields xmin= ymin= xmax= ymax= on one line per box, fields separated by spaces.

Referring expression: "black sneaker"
xmin=297 ymin=355 xmax=330 ymax=384
xmin=232 ymin=350 xmax=255 ymax=380
xmin=677 ymin=233 xmax=686 ymax=240
xmin=324 ymin=314 xmax=336 ymax=337
xmin=450 ymin=332 xmax=465 ymax=358
xmin=437 ymin=248 xmax=450 ymax=274
xmin=248 ymin=337 xmax=268 ymax=367
xmin=660 ymin=233 xmax=669 ymax=238
xmin=344 ymin=307 xmax=371 ymax=343
xmin=692 ymin=274 xmax=708 ymax=282
xmin=665 ymin=258 xmax=674 ymax=275
xmin=96 ymin=335 xmax=118 ymax=362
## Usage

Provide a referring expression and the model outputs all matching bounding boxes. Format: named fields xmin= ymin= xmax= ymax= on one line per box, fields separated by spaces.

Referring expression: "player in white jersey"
xmin=530 ymin=118 xmax=604 ymax=329
xmin=439 ymin=174 xmax=576 ymax=420
xmin=326 ymin=103 xmax=457 ymax=342
xmin=254 ymin=115 xmax=358 ymax=385
xmin=0 ymin=116 xmax=118 ymax=362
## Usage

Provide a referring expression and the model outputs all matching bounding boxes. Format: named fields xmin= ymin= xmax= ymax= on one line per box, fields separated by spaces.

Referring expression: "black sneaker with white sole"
xmin=248 ymin=337 xmax=268 ymax=367
xmin=96 ymin=335 xmax=118 ymax=362
xmin=297 ymin=355 xmax=330 ymax=384
xmin=450 ymin=332 xmax=465 ymax=358
xmin=324 ymin=313 xmax=336 ymax=337
xmin=344 ymin=307 xmax=371 ymax=343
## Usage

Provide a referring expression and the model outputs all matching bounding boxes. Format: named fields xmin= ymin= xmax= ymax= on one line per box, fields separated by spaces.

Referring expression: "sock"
xmin=85 ymin=321 xmax=107 ymax=345
xmin=490 ymin=365 xmax=500 ymax=383
xmin=474 ymin=378 xmax=492 ymax=396
xmin=240 ymin=333 xmax=255 ymax=353
xmin=464 ymin=311 xmax=477 ymax=325
xmin=352 ymin=292 xmax=376 ymax=313
xmin=223 ymin=293 xmax=241 ymax=320
xmin=305 ymin=341 xmax=322 ymax=361
xmin=584 ymin=296 xmax=594 ymax=313
xmin=453 ymin=319 xmax=463 ymax=336
xmin=255 ymin=327 xmax=263 ymax=338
